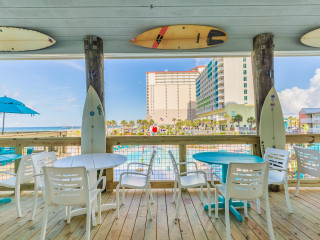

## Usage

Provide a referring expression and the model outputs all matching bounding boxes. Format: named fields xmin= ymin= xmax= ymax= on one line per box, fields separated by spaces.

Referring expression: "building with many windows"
xmin=146 ymin=66 xmax=205 ymax=124
xmin=299 ymin=108 xmax=320 ymax=133
xmin=196 ymin=57 xmax=255 ymax=129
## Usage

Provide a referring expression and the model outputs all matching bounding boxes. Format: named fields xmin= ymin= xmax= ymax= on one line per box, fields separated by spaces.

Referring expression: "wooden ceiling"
xmin=1 ymin=0 xmax=320 ymax=59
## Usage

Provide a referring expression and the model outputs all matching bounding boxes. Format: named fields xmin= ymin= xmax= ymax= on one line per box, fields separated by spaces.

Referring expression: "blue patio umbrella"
xmin=0 ymin=96 xmax=39 ymax=135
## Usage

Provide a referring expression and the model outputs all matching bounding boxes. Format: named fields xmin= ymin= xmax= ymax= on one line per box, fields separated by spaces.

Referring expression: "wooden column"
xmin=252 ymin=34 xmax=279 ymax=192
xmin=84 ymin=35 xmax=105 ymax=112
xmin=251 ymin=33 xmax=274 ymax=134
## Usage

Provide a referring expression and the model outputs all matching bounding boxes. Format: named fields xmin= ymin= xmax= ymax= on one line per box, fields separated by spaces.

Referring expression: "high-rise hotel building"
xmin=146 ymin=66 xmax=205 ymax=124
xmin=196 ymin=57 xmax=255 ymax=128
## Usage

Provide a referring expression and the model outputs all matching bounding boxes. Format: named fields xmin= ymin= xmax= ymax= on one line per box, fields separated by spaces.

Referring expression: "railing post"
xmin=105 ymin=144 xmax=114 ymax=191
xmin=14 ymin=144 xmax=23 ymax=173
xmin=179 ymin=144 xmax=187 ymax=173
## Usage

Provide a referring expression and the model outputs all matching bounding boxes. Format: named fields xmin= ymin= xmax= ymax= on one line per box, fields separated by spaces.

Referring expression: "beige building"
xmin=146 ymin=66 xmax=205 ymax=124
xmin=196 ymin=57 xmax=255 ymax=129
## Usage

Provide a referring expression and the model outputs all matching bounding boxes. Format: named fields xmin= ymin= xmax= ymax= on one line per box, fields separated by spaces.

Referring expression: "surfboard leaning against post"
xmin=81 ymin=85 xmax=106 ymax=154
xmin=259 ymin=87 xmax=286 ymax=156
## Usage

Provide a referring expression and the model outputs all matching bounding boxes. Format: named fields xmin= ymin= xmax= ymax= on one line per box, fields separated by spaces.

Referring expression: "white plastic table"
xmin=54 ymin=153 xmax=127 ymax=225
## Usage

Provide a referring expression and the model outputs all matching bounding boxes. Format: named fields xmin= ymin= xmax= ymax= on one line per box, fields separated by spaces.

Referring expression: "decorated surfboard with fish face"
xmin=130 ymin=25 xmax=227 ymax=50
xmin=259 ymin=87 xmax=286 ymax=156
xmin=81 ymin=86 xmax=106 ymax=154
xmin=0 ymin=27 xmax=55 ymax=52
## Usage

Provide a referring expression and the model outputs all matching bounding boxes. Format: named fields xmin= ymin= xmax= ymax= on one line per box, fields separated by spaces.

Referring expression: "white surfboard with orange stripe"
xmin=130 ymin=25 xmax=227 ymax=50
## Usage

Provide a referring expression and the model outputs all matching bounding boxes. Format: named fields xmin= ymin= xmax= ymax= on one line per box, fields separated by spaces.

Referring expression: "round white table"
xmin=54 ymin=153 xmax=127 ymax=225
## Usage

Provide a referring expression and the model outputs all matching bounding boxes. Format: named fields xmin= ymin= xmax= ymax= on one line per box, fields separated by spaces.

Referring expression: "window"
xmin=244 ymin=83 xmax=247 ymax=88
xmin=243 ymin=70 xmax=247 ymax=75
xmin=244 ymin=96 xmax=247 ymax=100
xmin=244 ymin=90 xmax=247 ymax=94
xmin=244 ymin=76 xmax=247 ymax=81
xmin=243 ymin=64 xmax=246 ymax=68
xmin=243 ymin=57 xmax=246 ymax=62
xmin=231 ymin=111 xmax=235 ymax=117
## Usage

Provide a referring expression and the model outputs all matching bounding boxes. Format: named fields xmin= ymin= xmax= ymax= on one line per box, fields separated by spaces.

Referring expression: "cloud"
xmin=58 ymin=60 xmax=85 ymax=72
xmin=194 ymin=58 xmax=211 ymax=66
xmin=278 ymin=68 xmax=320 ymax=115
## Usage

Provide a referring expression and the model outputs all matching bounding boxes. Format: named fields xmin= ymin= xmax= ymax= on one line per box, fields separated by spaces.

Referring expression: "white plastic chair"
xmin=0 ymin=154 xmax=34 ymax=218
xmin=168 ymin=150 xmax=211 ymax=219
xmin=257 ymin=147 xmax=292 ymax=213
xmin=116 ymin=150 xmax=157 ymax=219
xmin=214 ymin=162 xmax=274 ymax=240
xmin=31 ymin=151 xmax=57 ymax=220
xmin=40 ymin=166 xmax=105 ymax=240
xmin=294 ymin=146 xmax=320 ymax=196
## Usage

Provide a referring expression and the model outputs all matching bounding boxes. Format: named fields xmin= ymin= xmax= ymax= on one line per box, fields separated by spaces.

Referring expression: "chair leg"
xmin=225 ymin=197 xmax=231 ymax=240
xmin=172 ymin=180 xmax=177 ymax=203
xmin=207 ymin=183 xmax=211 ymax=217
xmin=200 ymin=185 xmax=204 ymax=204
xmin=67 ymin=206 xmax=71 ymax=224
xmin=146 ymin=186 xmax=152 ymax=220
xmin=86 ymin=203 xmax=91 ymax=240
xmin=98 ymin=192 xmax=102 ymax=224
xmin=31 ymin=182 xmax=38 ymax=220
xmin=265 ymin=194 xmax=275 ymax=240
xmin=244 ymin=200 xmax=248 ymax=217
xmin=15 ymin=184 xmax=22 ymax=218
xmin=40 ymin=202 xmax=49 ymax=240
xmin=122 ymin=187 xmax=125 ymax=205
xmin=175 ymin=188 xmax=182 ymax=219
xmin=116 ymin=184 xmax=120 ymax=219
xmin=295 ymin=172 xmax=301 ymax=196
xmin=284 ymin=182 xmax=293 ymax=213
xmin=256 ymin=198 xmax=261 ymax=214
xmin=215 ymin=187 xmax=218 ymax=219
xmin=149 ymin=182 xmax=154 ymax=204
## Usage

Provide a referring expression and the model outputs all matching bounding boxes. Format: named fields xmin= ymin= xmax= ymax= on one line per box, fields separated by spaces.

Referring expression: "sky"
xmin=0 ymin=56 xmax=319 ymax=127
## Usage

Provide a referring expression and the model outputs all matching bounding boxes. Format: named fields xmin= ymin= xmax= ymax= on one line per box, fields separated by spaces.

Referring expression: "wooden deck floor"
xmin=1 ymin=187 xmax=320 ymax=240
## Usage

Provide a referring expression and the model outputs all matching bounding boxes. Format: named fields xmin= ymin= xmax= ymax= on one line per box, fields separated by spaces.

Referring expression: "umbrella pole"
xmin=2 ymin=112 xmax=5 ymax=135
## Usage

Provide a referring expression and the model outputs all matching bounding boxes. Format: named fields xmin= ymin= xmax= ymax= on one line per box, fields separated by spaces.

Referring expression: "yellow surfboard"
xmin=0 ymin=27 xmax=55 ymax=52
xmin=301 ymin=28 xmax=320 ymax=47
xmin=130 ymin=25 xmax=227 ymax=50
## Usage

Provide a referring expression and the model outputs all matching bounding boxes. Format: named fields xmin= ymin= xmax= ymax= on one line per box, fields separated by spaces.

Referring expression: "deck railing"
xmin=0 ymin=134 xmax=320 ymax=190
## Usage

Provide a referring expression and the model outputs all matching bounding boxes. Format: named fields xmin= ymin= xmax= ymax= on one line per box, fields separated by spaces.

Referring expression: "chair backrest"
xmin=146 ymin=150 xmax=157 ymax=182
xmin=43 ymin=166 xmax=89 ymax=206
xmin=16 ymin=154 xmax=35 ymax=184
xmin=226 ymin=162 xmax=269 ymax=200
xmin=31 ymin=151 xmax=57 ymax=187
xmin=294 ymin=147 xmax=320 ymax=177
xmin=168 ymin=150 xmax=180 ymax=180
xmin=264 ymin=147 xmax=290 ymax=180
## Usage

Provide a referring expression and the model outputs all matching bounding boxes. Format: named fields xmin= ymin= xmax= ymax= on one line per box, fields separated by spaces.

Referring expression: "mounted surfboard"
xmin=301 ymin=28 xmax=320 ymax=47
xmin=81 ymin=86 xmax=106 ymax=154
xmin=0 ymin=27 xmax=55 ymax=52
xmin=259 ymin=87 xmax=286 ymax=156
xmin=130 ymin=25 xmax=227 ymax=50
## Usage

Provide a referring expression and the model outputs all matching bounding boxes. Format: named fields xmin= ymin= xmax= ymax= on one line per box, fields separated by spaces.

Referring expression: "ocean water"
xmin=0 ymin=126 xmax=80 ymax=133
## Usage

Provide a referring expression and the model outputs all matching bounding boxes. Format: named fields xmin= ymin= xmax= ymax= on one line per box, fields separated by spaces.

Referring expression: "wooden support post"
xmin=84 ymin=35 xmax=105 ymax=112
xmin=14 ymin=145 xmax=23 ymax=173
xmin=252 ymin=33 xmax=279 ymax=192
xmin=179 ymin=144 xmax=187 ymax=173
xmin=251 ymin=33 xmax=274 ymax=135
xmin=105 ymin=144 xmax=114 ymax=191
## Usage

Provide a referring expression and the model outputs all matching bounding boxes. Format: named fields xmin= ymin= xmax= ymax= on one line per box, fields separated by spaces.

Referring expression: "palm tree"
xmin=211 ymin=120 xmax=218 ymax=135
xmin=233 ymin=114 xmax=243 ymax=128
xmin=129 ymin=120 xmax=135 ymax=135
xmin=194 ymin=119 xmax=201 ymax=134
xmin=166 ymin=124 xmax=172 ymax=135
xmin=202 ymin=118 xmax=211 ymax=135
xmin=111 ymin=120 xmax=117 ymax=135
xmin=120 ymin=120 xmax=128 ymax=135
xmin=246 ymin=117 xmax=256 ymax=130
xmin=159 ymin=125 xmax=165 ymax=134
xmin=105 ymin=120 xmax=111 ymax=135
xmin=224 ymin=114 xmax=230 ymax=134
xmin=149 ymin=119 xmax=155 ymax=126
xmin=142 ymin=120 xmax=149 ymax=135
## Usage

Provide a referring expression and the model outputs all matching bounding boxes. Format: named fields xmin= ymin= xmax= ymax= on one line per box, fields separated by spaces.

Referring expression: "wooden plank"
xmin=164 ymin=189 xmax=182 ymax=240
xmin=155 ymin=189 xmax=168 ymax=240
xmin=143 ymin=189 xmax=157 ymax=240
